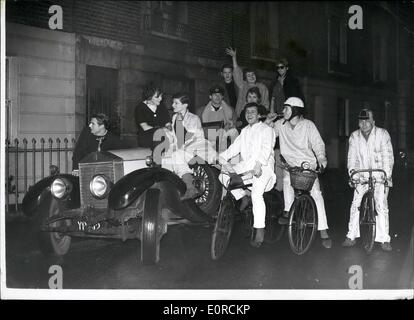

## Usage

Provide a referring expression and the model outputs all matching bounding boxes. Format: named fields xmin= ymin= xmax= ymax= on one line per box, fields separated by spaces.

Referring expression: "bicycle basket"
xmin=290 ymin=169 xmax=317 ymax=191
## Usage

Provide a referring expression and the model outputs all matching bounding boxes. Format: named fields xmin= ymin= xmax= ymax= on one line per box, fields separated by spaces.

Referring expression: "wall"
xmin=6 ymin=23 xmax=76 ymax=141
xmin=6 ymin=22 xmax=76 ymax=196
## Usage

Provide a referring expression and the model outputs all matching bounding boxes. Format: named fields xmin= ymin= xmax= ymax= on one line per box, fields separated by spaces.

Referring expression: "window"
xmin=373 ymin=35 xmax=388 ymax=82
xmin=250 ymin=2 xmax=279 ymax=61
xmin=328 ymin=16 xmax=348 ymax=74
xmin=142 ymin=1 xmax=188 ymax=40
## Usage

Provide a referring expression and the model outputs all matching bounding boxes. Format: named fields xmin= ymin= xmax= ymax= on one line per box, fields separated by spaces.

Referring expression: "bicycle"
xmin=349 ymin=169 xmax=388 ymax=254
xmin=210 ymin=170 xmax=284 ymax=260
xmin=280 ymin=158 xmax=322 ymax=255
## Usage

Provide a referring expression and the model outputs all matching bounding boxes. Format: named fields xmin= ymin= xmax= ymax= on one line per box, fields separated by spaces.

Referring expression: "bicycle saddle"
xmin=228 ymin=173 xmax=252 ymax=190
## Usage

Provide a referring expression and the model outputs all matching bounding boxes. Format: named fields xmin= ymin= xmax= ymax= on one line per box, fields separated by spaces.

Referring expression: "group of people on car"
xmin=73 ymin=47 xmax=394 ymax=252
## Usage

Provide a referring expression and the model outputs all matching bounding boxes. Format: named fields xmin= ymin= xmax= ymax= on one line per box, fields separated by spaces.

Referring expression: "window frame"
xmin=327 ymin=15 xmax=349 ymax=75
xmin=249 ymin=2 xmax=280 ymax=62
xmin=141 ymin=1 xmax=188 ymax=42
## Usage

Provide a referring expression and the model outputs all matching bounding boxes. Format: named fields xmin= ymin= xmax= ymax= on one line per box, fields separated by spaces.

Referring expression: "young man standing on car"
xmin=267 ymin=97 xmax=332 ymax=249
xmin=220 ymin=63 xmax=238 ymax=110
xmin=218 ymin=102 xmax=276 ymax=247
xmin=343 ymin=109 xmax=394 ymax=251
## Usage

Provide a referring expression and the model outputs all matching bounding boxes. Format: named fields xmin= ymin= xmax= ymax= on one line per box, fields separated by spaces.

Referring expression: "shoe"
xmin=381 ymin=242 xmax=392 ymax=252
xmin=239 ymin=196 xmax=252 ymax=212
xmin=321 ymin=237 xmax=332 ymax=249
xmin=250 ymin=228 xmax=264 ymax=248
xmin=342 ymin=237 xmax=356 ymax=247
xmin=180 ymin=173 xmax=200 ymax=201
xmin=278 ymin=211 xmax=289 ymax=225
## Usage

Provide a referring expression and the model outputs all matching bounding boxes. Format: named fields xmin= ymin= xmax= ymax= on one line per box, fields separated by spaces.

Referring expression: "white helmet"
xmin=284 ymin=97 xmax=304 ymax=108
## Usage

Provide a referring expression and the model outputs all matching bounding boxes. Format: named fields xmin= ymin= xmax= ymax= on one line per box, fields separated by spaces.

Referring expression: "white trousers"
xmin=163 ymin=139 xmax=218 ymax=178
xmin=219 ymin=161 xmax=276 ymax=229
xmin=346 ymin=184 xmax=390 ymax=243
xmin=283 ymin=170 xmax=329 ymax=231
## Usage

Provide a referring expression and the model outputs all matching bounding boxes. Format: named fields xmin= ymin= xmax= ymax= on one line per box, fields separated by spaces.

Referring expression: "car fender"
xmin=108 ymin=167 xmax=213 ymax=223
xmin=22 ymin=174 xmax=80 ymax=217
xmin=108 ymin=167 xmax=185 ymax=210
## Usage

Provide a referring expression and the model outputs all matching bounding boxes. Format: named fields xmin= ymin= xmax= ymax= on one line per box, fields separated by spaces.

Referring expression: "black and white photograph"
xmin=1 ymin=0 xmax=413 ymax=302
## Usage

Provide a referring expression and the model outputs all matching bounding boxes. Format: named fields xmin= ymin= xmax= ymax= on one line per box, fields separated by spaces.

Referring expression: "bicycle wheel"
xmin=359 ymin=192 xmax=376 ymax=254
xmin=288 ymin=193 xmax=318 ymax=255
xmin=211 ymin=197 xmax=235 ymax=260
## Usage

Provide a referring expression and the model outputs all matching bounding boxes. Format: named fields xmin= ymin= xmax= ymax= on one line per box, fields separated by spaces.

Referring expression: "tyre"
xmin=38 ymin=194 xmax=71 ymax=256
xmin=211 ymin=197 xmax=235 ymax=260
xmin=141 ymin=189 xmax=164 ymax=265
xmin=191 ymin=164 xmax=222 ymax=218
xmin=359 ymin=192 xmax=376 ymax=254
xmin=264 ymin=190 xmax=285 ymax=244
xmin=288 ymin=194 xmax=318 ymax=255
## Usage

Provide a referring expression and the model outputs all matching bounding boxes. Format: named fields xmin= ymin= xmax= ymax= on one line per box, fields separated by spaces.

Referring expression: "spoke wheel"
xmin=141 ymin=189 xmax=164 ymax=265
xmin=288 ymin=194 xmax=318 ymax=255
xmin=211 ymin=197 xmax=235 ymax=260
xmin=359 ymin=192 xmax=376 ymax=254
xmin=191 ymin=164 xmax=222 ymax=218
xmin=38 ymin=194 xmax=71 ymax=256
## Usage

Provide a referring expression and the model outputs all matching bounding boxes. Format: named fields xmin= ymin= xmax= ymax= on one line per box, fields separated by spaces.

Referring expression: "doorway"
xmin=86 ymin=66 xmax=119 ymax=135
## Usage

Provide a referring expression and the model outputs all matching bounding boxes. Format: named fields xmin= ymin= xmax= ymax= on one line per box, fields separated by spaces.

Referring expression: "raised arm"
xmin=225 ymin=47 xmax=243 ymax=89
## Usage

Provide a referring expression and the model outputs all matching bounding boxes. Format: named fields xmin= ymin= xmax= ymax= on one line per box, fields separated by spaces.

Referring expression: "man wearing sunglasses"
xmin=269 ymin=58 xmax=304 ymax=117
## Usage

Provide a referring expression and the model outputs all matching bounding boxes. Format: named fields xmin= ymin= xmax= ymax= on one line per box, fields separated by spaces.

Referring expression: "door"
xmin=86 ymin=66 xmax=119 ymax=135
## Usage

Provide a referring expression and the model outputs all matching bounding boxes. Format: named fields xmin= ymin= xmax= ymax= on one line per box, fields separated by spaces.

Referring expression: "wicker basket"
xmin=290 ymin=170 xmax=317 ymax=191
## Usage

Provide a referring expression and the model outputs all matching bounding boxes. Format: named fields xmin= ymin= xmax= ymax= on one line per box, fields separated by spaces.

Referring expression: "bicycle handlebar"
xmin=349 ymin=169 xmax=388 ymax=188
xmin=279 ymin=155 xmax=322 ymax=175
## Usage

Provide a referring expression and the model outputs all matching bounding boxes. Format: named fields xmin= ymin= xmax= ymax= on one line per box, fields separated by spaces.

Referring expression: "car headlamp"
xmin=51 ymin=178 xmax=72 ymax=199
xmin=89 ymin=174 xmax=112 ymax=199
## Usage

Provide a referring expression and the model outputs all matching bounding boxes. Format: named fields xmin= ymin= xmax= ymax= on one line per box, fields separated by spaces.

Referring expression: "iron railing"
xmin=5 ymin=137 xmax=76 ymax=213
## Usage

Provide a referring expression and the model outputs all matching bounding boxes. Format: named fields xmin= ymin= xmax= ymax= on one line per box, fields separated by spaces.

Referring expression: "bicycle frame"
xmin=349 ymin=168 xmax=388 ymax=253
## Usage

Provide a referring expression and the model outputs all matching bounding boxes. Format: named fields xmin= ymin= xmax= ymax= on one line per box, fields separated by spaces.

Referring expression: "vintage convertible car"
xmin=22 ymin=147 xmax=222 ymax=265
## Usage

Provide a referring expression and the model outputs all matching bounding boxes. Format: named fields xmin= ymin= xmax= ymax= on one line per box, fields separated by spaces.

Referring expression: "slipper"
xmin=321 ymin=237 xmax=332 ymax=249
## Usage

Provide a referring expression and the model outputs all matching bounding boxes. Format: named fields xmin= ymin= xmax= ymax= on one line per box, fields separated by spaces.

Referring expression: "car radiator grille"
xmin=79 ymin=161 xmax=124 ymax=209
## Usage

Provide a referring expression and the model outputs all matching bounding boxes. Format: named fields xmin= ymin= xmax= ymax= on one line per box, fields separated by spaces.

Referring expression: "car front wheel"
xmin=38 ymin=194 xmax=71 ymax=256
